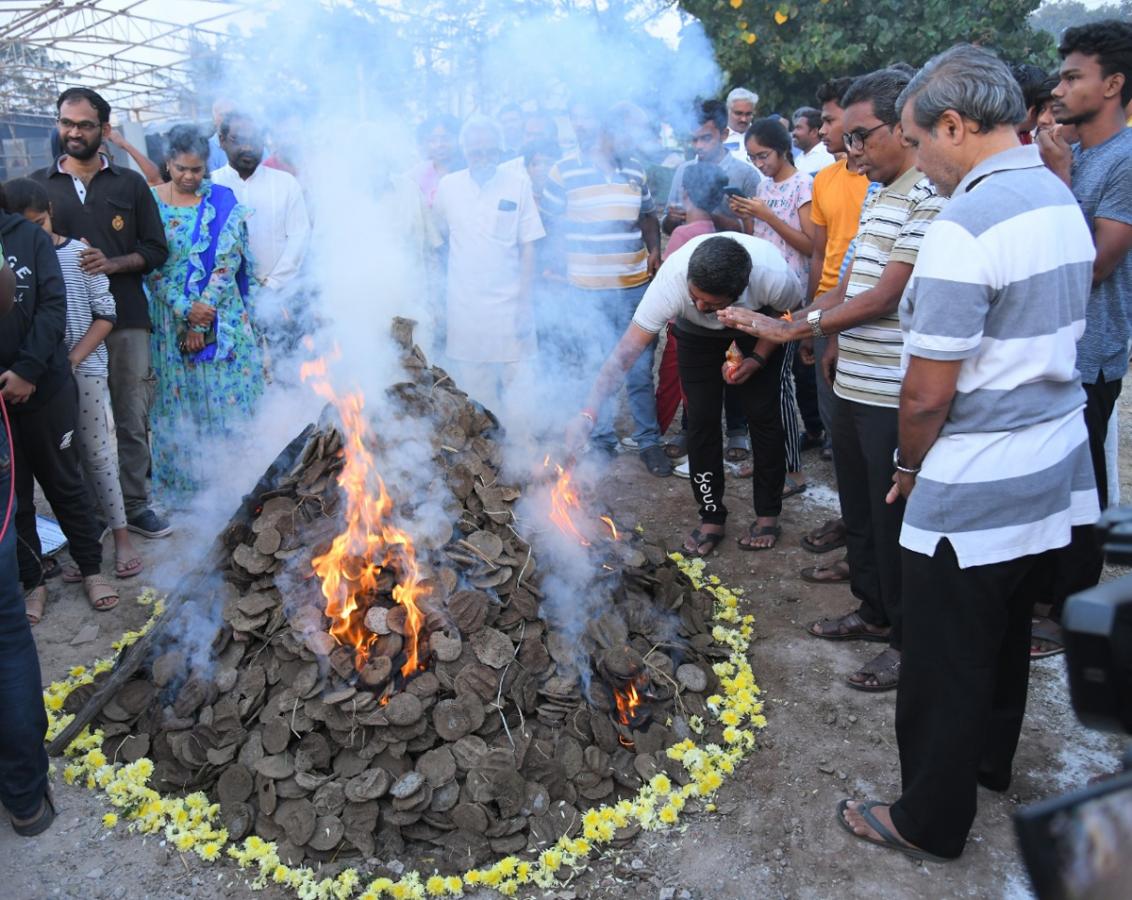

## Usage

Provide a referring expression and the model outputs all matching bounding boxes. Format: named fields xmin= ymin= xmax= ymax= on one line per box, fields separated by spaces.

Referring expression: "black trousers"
xmin=891 ymin=541 xmax=1051 ymax=859
xmin=677 ymin=329 xmax=785 ymax=525
xmin=792 ymin=349 xmax=823 ymax=436
xmin=12 ymin=377 xmax=103 ymax=588
xmin=1047 ymin=375 xmax=1122 ymax=620
xmin=830 ymin=395 xmax=903 ymax=649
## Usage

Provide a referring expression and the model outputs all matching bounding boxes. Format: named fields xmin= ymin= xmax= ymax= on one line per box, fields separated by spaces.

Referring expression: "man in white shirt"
xmin=792 ymin=107 xmax=836 ymax=175
xmin=566 ymin=233 xmax=802 ymax=557
xmin=723 ymin=88 xmax=759 ymax=163
xmin=432 ymin=115 xmax=545 ymax=422
xmin=211 ymin=112 xmax=310 ymax=294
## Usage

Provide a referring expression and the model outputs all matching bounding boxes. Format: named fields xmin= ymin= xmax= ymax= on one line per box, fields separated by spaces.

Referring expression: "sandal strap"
xmin=858 ymin=648 xmax=901 ymax=676
xmin=855 ymin=802 xmax=904 ymax=847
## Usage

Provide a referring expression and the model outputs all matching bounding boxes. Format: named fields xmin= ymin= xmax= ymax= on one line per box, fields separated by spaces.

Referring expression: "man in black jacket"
xmin=31 ymin=87 xmax=170 ymax=538
xmin=0 ymin=205 xmax=106 ymax=619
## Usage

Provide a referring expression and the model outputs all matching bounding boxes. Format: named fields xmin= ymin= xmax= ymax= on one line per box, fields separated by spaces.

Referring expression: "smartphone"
xmin=722 ymin=187 xmax=745 ymax=197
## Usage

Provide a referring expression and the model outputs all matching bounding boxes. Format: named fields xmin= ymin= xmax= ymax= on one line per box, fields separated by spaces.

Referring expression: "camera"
xmin=1015 ymin=507 xmax=1132 ymax=900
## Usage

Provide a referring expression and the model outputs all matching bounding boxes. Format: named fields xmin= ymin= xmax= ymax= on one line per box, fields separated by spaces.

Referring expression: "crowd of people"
xmin=0 ymin=19 xmax=1128 ymax=868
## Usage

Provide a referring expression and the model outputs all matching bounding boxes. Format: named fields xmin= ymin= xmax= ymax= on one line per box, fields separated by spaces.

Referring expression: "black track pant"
xmin=12 ymin=377 xmax=103 ymax=588
xmin=891 ymin=541 xmax=1051 ymax=859
xmin=676 ymin=328 xmax=785 ymax=526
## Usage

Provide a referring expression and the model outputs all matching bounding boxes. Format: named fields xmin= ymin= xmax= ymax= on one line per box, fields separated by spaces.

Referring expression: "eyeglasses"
xmin=843 ymin=122 xmax=889 ymax=150
xmin=747 ymin=150 xmax=773 ymax=164
xmin=58 ymin=118 xmax=101 ymax=133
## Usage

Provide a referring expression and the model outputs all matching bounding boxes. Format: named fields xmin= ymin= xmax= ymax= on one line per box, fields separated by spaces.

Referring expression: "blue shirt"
xmin=1071 ymin=127 xmax=1132 ymax=384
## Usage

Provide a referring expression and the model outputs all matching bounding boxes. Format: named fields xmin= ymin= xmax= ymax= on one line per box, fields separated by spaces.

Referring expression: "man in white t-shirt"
xmin=566 ymin=233 xmax=802 ymax=557
xmin=433 ymin=115 xmax=545 ymax=421
xmin=792 ymin=107 xmax=836 ymax=175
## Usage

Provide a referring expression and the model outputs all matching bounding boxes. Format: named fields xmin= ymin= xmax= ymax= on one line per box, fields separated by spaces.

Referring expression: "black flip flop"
xmin=737 ymin=524 xmax=780 ymax=552
xmin=835 ymin=800 xmax=952 ymax=864
xmin=683 ymin=527 xmax=724 ymax=559
xmin=10 ymin=789 xmax=56 ymax=837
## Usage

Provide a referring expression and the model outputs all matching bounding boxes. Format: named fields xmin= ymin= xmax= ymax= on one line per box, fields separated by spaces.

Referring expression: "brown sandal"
xmin=83 ymin=575 xmax=119 ymax=612
xmin=25 ymin=585 xmax=47 ymax=625
xmin=807 ymin=611 xmax=890 ymax=642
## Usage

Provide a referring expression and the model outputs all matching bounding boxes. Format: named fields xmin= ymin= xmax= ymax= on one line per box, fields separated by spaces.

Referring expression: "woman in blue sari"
xmin=147 ymin=125 xmax=263 ymax=500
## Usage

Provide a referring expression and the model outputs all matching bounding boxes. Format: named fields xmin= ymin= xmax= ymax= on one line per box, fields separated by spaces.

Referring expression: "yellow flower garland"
xmin=44 ymin=556 xmax=765 ymax=899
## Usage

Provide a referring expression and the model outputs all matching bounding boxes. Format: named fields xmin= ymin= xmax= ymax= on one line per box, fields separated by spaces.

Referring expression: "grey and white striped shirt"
xmin=898 ymin=145 xmax=1099 ymax=568
xmin=56 ymin=238 xmax=116 ymax=377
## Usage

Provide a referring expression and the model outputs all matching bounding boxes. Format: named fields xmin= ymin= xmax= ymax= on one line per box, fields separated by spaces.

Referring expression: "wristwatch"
xmin=806 ymin=308 xmax=825 ymax=338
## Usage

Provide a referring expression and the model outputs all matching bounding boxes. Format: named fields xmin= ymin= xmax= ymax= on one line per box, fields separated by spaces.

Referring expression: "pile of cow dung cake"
xmin=78 ymin=319 xmax=737 ymax=874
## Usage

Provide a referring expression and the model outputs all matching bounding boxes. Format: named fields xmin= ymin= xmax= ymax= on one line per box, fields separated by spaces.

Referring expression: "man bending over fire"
xmin=566 ymin=234 xmax=802 ymax=555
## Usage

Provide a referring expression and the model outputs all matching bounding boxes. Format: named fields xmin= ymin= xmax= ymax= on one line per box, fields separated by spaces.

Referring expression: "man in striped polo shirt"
xmin=838 ymin=45 xmax=1098 ymax=863
xmin=719 ymin=68 xmax=945 ymax=693
xmin=541 ymin=101 xmax=669 ymax=477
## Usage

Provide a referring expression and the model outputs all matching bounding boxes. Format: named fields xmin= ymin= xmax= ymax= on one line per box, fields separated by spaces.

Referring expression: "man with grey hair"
xmin=432 ymin=114 xmax=545 ymax=420
xmin=723 ymin=87 xmax=759 ymax=162
xmin=834 ymin=44 xmax=1098 ymax=863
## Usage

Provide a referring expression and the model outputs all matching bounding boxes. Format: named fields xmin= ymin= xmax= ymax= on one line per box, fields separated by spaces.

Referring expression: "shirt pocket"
xmin=105 ymin=196 xmax=134 ymax=240
xmin=491 ymin=199 xmax=519 ymax=243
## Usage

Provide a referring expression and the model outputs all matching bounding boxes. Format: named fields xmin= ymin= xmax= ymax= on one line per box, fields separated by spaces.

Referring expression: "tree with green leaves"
xmin=678 ymin=0 xmax=1057 ymax=112
xmin=1029 ymin=0 xmax=1132 ymax=40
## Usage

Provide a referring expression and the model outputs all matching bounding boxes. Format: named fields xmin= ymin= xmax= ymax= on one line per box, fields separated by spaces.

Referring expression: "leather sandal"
xmin=25 ymin=585 xmax=47 ymax=626
xmin=847 ymin=647 xmax=901 ymax=692
xmin=807 ymin=611 xmax=889 ymax=642
xmin=83 ymin=575 xmax=119 ymax=612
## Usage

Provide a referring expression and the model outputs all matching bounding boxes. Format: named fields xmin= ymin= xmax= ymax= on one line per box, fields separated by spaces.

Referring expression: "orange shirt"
xmin=809 ymin=158 xmax=870 ymax=296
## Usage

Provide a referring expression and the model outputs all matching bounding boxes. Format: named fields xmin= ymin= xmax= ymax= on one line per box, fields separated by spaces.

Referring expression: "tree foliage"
xmin=678 ymin=0 xmax=1057 ymax=112
xmin=1029 ymin=0 xmax=1132 ymax=40
xmin=0 ymin=41 xmax=70 ymax=115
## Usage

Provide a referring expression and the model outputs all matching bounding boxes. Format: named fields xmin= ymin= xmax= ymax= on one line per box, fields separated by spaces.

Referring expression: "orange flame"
xmin=302 ymin=355 xmax=427 ymax=679
xmin=600 ymin=516 xmax=619 ymax=541
xmin=613 ymin=680 xmax=644 ymax=726
xmin=548 ymin=464 xmax=591 ymax=547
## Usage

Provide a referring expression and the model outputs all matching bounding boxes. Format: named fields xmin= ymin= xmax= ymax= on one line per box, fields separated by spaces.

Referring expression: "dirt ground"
xmin=3 ymin=395 xmax=1129 ymax=900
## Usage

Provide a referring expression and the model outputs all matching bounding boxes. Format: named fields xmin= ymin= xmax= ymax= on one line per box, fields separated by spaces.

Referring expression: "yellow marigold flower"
xmin=69 ymin=665 xmax=87 ymax=678
xmin=199 ymin=842 xmax=221 ymax=861
xmin=774 ymin=9 xmax=789 ymax=24
xmin=570 ymin=837 xmax=591 ymax=855
xmin=45 ymin=694 xmax=64 ymax=711
xmin=540 ymin=849 xmax=562 ymax=872
xmin=659 ymin=805 xmax=679 ymax=824
xmin=650 ymin=773 xmax=672 ymax=793
xmin=706 ymin=802 xmax=717 ymax=812
xmin=481 ymin=869 xmax=502 ymax=887
xmin=102 ymin=812 xmax=118 ymax=828
xmin=720 ymin=709 xmax=740 ymax=726
xmin=498 ymin=885 xmax=518 ymax=897
xmin=444 ymin=876 xmax=462 ymax=893
xmin=744 ymin=31 xmax=758 ymax=44
xmin=426 ymin=875 xmax=446 ymax=896
xmin=369 ymin=878 xmax=395 ymax=893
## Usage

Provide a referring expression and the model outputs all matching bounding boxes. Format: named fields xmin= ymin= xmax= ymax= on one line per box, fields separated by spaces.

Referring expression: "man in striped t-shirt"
xmin=541 ymin=101 xmax=668 ymax=476
xmin=838 ymin=45 xmax=1098 ymax=863
xmin=719 ymin=68 xmax=945 ymax=693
